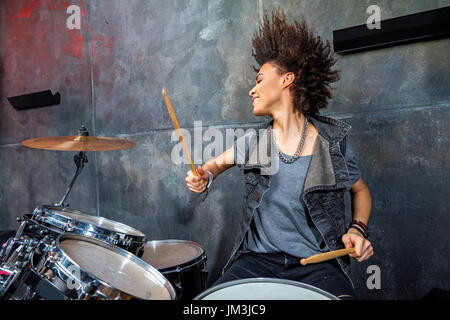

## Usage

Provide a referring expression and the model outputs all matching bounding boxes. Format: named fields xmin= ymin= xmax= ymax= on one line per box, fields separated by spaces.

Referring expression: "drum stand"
xmin=0 ymin=126 xmax=140 ymax=300
xmin=54 ymin=127 xmax=89 ymax=208
xmin=0 ymin=127 xmax=91 ymax=299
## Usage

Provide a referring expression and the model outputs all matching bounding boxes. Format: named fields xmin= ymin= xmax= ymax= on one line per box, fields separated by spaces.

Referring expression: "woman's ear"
xmin=281 ymin=72 xmax=295 ymax=89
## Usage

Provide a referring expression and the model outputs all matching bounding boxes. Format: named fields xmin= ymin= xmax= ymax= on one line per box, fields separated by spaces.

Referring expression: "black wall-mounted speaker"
xmin=7 ymin=90 xmax=61 ymax=111
xmin=333 ymin=6 xmax=450 ymax=54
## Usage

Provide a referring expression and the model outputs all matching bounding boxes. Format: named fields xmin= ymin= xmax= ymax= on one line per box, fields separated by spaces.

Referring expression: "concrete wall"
xmin=1 ymin=0 xmax=449 ymax=299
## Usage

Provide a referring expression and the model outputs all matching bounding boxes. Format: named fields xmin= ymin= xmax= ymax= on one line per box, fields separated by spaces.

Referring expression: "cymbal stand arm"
xmin=54 ymin=151 xmax=88 ymax=207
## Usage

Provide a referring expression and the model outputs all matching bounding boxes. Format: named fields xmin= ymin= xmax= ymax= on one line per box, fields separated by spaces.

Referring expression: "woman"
xmin=185 ymin=9 xmax=373 ymax=299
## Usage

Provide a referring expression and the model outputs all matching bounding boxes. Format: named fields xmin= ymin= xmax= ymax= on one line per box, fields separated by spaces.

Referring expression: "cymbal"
xmin=22 ymin=135 xmax=136 ymax=151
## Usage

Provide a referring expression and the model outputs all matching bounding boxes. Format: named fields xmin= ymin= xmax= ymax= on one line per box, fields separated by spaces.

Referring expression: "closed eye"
xmin=256 ymin=73 xmax=263 ymax=84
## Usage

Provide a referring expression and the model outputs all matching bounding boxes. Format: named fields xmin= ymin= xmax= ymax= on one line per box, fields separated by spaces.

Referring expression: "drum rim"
xmin=34 ymin=205 xmax=147 ymax=241
xmin=43 ymin=205 xmax=147 ymax=236
xmin=53 ymin=233 xmax=176 ymax=300
xmin=142 ymin=239 xmax=206 ymax=272
xmin=193 ymin=277 xmax=339 ymax=300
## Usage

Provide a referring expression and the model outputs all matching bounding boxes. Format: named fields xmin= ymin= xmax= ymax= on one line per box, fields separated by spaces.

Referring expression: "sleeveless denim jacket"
xmin=223 ymin=113 xmax=355 ymax=287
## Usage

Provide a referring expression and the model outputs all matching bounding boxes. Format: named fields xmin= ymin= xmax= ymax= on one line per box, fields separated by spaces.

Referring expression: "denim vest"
xmin=223 ymin=113 xmax=355 ymax=286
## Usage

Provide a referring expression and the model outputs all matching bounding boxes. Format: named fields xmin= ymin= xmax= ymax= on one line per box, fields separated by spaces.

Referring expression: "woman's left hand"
xmin=341 ymin=229 xmax=374 ymax=262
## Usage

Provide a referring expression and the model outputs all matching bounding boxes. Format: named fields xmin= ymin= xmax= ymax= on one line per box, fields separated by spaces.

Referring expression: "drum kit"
xmin=0 ymin=126 xmax=207 ymax=300
xmin=0 ymin=125 xmax=341 ymax=301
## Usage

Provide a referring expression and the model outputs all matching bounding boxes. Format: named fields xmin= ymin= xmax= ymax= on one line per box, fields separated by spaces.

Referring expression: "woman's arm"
xmin=349 ymin=178 xmax=372 ymax=226
xmin=341 ymin=177 xmax=374 ymax=262
xmin=185 ymin=146 xmax=235 ymax=194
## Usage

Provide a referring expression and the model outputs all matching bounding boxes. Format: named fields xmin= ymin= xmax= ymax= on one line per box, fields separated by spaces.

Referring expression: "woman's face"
xmin=249 ymin=62 xmax=285 ymax=116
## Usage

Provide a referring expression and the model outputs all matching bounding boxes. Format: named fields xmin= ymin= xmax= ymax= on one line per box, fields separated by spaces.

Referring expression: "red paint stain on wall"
xmin=89 ymin=32 xmax=115 ymax=59
xmin=64 ymin=30 xmax=85 ymax=60
xmin=11 ymin=0 xmax=65 ymax=20
xmin=103 ymin=36 xmax=115 ymax=54
xmin=10 ymin=0 xmax=115 ymax=62
xmin=6 ymin=0 xmax=116 ymax=100
xmin=10 ymin=0 xmax=89 ymax=61
xmin=11 ymin=0 xmax=43 ymax=19
xmin=44 ymin=1 xmax=65 ymax=11
xmin=64 ymin=1 xmax=89 ymax=60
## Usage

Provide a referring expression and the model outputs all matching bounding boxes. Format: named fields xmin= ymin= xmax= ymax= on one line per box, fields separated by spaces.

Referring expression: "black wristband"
xmin=348 ymin=225 xmax=369 ymax=239
xmin=351 ymin=220 xmax=368 ymax=233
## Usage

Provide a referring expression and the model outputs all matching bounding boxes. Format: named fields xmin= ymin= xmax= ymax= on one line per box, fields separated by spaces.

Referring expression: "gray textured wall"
xmin=1 ymin=0 xmax=449 ymax=299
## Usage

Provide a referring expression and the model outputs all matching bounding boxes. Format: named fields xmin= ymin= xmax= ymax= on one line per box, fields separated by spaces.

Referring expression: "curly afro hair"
xmin=251 ymin=8 xmax=340 ymax=114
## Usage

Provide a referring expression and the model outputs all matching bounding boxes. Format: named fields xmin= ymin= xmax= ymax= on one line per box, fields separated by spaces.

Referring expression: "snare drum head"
xmin=43 ymin=206 xmax=145 ymax=237
xmin=141 ymin=240 xmax=204 ymax=270
xmin=194 ymin=278 xmax=338 ymax=300
xmin=58 ymin=235 xmax=174 ymax=300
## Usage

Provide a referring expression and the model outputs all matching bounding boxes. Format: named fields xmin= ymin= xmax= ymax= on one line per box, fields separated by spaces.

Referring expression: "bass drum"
xmin=140 ymin=240 xmax=207 ymax=300
xmin=194 ymin=278 xmax=339 ymax=300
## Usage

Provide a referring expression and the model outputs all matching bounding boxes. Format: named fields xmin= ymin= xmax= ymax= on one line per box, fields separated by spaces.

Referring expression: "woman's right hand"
xmin=185 ymin=165 xmax=210 ymax=194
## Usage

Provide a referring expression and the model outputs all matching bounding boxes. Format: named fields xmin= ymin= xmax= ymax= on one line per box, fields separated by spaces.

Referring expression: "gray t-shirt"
xmin=236 ymin=136 xmax=362 ymax=258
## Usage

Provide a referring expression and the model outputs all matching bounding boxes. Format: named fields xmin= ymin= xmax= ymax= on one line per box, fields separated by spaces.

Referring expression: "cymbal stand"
xmin=54 ymin=151 xmax=88 ymax=208
xmin=54 ymin=126 xmax=89 ymax=208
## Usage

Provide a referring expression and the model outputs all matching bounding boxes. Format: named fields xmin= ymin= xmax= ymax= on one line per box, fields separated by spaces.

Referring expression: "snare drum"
xmin=194 ymin=278 xmax=338 ymax=300
xmin=30 ymin=206 xmax=146 ymax=255
xmin=28 ymin=233 xmax=176 ymax=300
xmin=140 ymin=240 xmax=207 ymax=300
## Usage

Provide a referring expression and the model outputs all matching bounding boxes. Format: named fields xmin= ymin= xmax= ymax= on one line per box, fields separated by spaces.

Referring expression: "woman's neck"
xmin=272 ymin=108 xmax=306 ymax=145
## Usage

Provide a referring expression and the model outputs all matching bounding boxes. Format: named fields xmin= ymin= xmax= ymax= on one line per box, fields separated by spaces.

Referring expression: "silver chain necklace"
xmin=273 ymin=117 xmax=308 ymax=164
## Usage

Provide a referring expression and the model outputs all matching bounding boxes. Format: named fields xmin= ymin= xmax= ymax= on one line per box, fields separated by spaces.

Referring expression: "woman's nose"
xmin=249 ymin=86 xmax=256 ymax=97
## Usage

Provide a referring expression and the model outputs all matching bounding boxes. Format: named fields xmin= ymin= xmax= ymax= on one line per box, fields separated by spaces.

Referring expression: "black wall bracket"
xmin=333 ymin=6 xmax=450 ymax=54
xmin=7 ymin=90 xmax=61 ymax=111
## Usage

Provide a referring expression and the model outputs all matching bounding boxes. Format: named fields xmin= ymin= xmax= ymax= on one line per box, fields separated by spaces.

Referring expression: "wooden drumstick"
xmin=300 ymin=247 xmax=356 ymax=265
xmin=162 ymin=88 xmax=198 ymax=176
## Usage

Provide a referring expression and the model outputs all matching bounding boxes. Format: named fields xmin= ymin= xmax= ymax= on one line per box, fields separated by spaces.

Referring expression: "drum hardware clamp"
xmin=48 ymin=251 xmax=61 ymax=263
xmin=16 ymin=251 xmax=31 ymax=262
xmin=84 ymin=280 xmax=100 ymax=296
xmin=32 ymin=208 xmax=43 ymax=216
xmin=27 ymin=224 xmax=38 ymax=233
xmin=122 ymin=237 xmax=133 ymax=247
xmin=41 ymin=236 xmax=54 ymax=246
xmin=1 ymin=222 xmax=27 ymax=264
xmin=107 ymin=234 xmax=120 ymax=245
xmin=42 ymin=269 xmax=54 ymax=281
xmin=64 ymin=221 xmax=75 ymax=233
xmin=14 ymin=260 xmax=28 ymax=270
